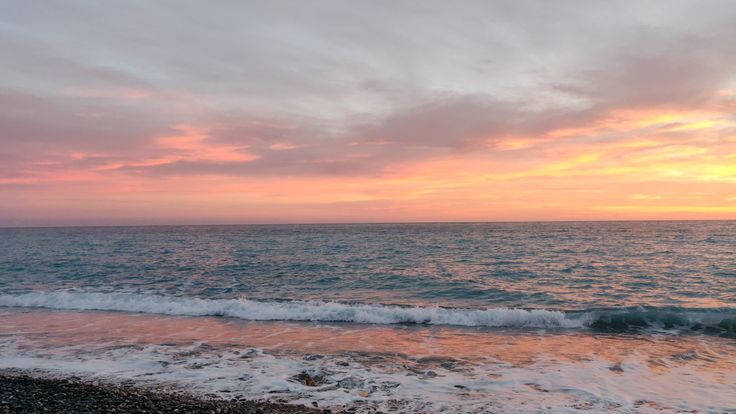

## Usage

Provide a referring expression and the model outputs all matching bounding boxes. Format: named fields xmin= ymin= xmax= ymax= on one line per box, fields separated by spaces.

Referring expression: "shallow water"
xmin=1 ymin=309 xmax=735 ymax=413
xmin=0 ymin=222 xmax=735 ymax=412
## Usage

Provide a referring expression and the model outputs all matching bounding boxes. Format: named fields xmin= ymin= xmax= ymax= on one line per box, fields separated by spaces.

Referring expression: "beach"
xmin=1 ymin=306 xmax=735 ymax=413
xmin=0 ymin=372 xmax=326 ymax=414
xmin=4 ymin=1 xmax=736 ymax=411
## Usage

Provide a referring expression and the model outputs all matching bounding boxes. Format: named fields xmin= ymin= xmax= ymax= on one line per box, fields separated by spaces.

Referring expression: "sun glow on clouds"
xmin=3 ymin=98 xmax=736 ymax=225
xmin=1 ymin=1 xmax=736 ymax=225
xmin=155 ymin=125 xmax=259 ymax=163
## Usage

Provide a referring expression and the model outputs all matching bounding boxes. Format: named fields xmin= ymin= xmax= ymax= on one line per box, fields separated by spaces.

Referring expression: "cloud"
xmin=2 ymin=1 xmax=736 ymax=223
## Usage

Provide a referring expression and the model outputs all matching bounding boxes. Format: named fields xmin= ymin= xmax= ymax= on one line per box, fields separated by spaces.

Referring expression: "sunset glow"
xmin=1 ymin=2 xmax=735 ymax=226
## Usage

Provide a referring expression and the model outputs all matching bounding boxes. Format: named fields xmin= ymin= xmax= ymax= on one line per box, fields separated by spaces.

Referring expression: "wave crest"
xmin=0 ymin=291 xmax=578 ymax=328
xmin=1 ymin=291 xmax=734 ymax=336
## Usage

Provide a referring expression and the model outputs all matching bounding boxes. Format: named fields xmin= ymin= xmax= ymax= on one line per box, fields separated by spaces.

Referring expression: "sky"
xmin=1 ymin=0 xmax=735 ymax=226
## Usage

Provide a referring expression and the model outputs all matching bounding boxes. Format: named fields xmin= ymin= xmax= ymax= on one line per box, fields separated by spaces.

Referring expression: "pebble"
xmin=0 ymin=373 xmax=323 ymax=414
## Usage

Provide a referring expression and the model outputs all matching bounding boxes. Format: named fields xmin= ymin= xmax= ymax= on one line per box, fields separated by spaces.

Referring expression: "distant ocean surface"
xmin=1 ymin=222 xmax=735 ymax=412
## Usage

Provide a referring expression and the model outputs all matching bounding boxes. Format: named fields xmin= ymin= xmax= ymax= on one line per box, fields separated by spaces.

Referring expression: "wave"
xmin=0 ymin=291 xmax=577 ymax=328
xmin=0 ymin=291 xmax=734 ymax=336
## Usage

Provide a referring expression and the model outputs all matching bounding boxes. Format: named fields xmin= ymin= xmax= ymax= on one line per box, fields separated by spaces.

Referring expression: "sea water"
xmin=0 ymin=222 xmax=734 ymax=412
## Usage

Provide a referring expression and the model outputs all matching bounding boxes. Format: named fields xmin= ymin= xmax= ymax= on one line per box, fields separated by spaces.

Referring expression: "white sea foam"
xmin=3 ymin=291 xmax=734 ymax=334
xmin=1 ymin=333 xmax=735 ymax=414
xmin=1 ymin=304 xmax=736 ymax=413
xmin=0 ymin=291 xmax=581 ymax=328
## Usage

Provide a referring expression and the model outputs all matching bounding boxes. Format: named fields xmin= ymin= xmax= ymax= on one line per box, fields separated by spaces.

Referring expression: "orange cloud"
xmin=3 ymin=103 xmax=736 ymax=225
xmin=155 ymin=125 xmax=259 ymax=163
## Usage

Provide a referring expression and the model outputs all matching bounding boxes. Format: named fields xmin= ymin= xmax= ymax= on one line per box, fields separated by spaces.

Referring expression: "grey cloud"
xmin=113 ymin=95 xmax=597 ymax=177
xmin=2 ymin=0 xmax=736 ymax=179
xmin=0 ymin=90 xmax=174 ymax=152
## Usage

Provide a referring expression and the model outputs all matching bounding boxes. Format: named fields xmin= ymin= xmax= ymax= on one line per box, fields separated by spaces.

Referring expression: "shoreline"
xmin=0 ymin=371 xmax=327 ymax=414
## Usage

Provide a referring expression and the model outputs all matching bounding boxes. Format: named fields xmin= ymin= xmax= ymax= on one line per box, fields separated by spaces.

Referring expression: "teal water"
xmin=0 ymin=221 xmax=734 ymax=333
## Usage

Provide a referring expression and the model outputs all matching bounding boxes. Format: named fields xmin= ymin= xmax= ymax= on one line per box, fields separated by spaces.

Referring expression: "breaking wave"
xmin=1 ymin=291 xmax=734 ymax=336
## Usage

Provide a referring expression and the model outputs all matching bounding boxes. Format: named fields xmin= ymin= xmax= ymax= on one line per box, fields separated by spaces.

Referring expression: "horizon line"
xmin=2 ymin=218 xmax=735 ymax=230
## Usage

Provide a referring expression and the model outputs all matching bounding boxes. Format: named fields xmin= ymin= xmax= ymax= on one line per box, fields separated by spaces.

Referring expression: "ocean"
xmin=0 ymin=222 xmax=734 ymax=412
